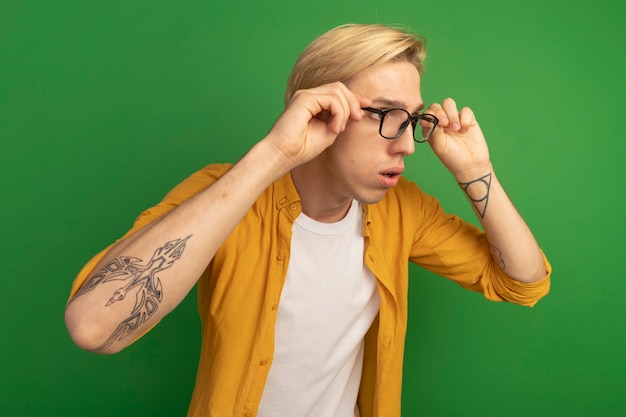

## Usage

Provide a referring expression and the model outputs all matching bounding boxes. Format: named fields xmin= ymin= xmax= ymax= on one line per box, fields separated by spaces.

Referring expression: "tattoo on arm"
xmin=459 ymin=173 xmax=492 ymax=218
xmin=72 ymin=235 xmax=192 ymax=352
xmin=490 ymin=244 xmax=506 ymax=270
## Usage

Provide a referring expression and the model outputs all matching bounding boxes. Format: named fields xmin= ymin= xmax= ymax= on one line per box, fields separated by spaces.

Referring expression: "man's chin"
xmin=355 ymin=190 xmax=388 ymax=206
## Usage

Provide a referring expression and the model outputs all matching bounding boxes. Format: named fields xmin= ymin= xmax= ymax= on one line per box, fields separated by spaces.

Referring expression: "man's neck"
xmin=291 ymin=163 xmax=353 ymax=223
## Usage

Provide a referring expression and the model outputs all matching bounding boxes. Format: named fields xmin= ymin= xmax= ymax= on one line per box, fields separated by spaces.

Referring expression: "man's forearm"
xmin=457 ymin=165 xmax=546 ymax=283
xmin=64 ymin=138 xmax=292 ymax=353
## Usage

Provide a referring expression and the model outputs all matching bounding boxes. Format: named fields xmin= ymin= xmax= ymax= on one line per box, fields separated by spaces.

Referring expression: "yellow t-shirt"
xmin=68 ymin=163 xmax=551 ymax=417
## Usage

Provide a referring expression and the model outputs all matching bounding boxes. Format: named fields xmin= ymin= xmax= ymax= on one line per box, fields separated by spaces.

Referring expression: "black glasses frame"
xmin=362 ymin=107 xmax=439 ymax=143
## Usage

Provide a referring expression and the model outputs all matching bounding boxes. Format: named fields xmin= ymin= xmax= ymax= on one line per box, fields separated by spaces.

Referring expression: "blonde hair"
xmin=284 ymin=23 xmax=427 ymax=105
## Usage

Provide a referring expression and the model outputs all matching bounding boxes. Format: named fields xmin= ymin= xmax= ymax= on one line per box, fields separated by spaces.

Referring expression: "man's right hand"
xmin=264 ymin=82 xmax=371 ymax=170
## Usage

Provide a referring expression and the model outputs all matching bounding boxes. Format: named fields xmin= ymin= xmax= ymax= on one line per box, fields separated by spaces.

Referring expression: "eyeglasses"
xmin=362 ymin=107 xmax=439 ymax=143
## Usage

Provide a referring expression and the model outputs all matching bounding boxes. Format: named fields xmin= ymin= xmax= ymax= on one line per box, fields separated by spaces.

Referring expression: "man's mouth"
xmin=381 ymin=169 xmax=402 ymax=177
xmin=379 ymin=169 xmax=403 ymax=187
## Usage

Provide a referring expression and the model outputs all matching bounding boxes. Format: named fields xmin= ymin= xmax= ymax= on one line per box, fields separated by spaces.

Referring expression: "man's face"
xmin=322 ymin=61 xmax=423 ymax=205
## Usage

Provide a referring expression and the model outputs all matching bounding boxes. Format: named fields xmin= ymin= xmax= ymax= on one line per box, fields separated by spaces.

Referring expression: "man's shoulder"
xmin=384 ymin=175 xmax=423 ymax=200
xmin=371 ymin=175 xmax=439 ymax=217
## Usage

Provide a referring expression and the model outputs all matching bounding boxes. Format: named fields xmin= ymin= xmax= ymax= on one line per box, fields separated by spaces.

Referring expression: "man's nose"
xmin=390 ymin=125 xmax=415 ymax=156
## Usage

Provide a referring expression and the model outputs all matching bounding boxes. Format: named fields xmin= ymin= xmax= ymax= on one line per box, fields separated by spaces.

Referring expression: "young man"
xmin=65 ymin=24 xmax=551 ymax=417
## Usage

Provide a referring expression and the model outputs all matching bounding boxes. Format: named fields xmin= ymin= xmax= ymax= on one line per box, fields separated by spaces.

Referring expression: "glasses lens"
xmin=377 ymin=108 xmax=438 ymax=142
xmin=416 ymin=115 xmax=437 ymax=143
xmin=381 ymin=109 xmax=410 ymax=139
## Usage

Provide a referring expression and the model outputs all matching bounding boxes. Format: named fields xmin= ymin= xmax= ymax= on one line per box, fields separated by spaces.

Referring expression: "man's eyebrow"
xmin=371 ymin=98 xmax=424 ymax=113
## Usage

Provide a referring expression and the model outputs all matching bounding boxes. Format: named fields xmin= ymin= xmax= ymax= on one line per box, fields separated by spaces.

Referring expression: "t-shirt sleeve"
xmin=408 ymin=186 xmax=550 ymax=307
xmin=67 ymin=163 xmax=232 ymax=300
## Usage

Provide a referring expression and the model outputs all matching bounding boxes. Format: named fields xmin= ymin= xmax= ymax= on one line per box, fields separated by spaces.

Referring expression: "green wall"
xmin=2 ymin=0 xmax=624 ymax=415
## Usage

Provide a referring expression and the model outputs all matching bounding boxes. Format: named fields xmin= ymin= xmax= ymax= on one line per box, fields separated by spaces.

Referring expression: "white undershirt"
xmin=258 ymin=201 xmax=381 ymax=417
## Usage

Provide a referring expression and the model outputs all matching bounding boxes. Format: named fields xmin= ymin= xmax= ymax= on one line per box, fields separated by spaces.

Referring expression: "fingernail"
xmin=451 ymin=122 xmax=460 ymax=131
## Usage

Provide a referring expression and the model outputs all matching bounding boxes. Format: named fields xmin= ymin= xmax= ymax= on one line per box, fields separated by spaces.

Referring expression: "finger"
xmin=426 ymin=122 xmax=447 ymax=156
xmin=331 ymin=82 xmax=373 ymax=124
xmin=442 ymin=98 xmax=460 ymax=131
xmin=354 ymin=95 xmax=372 ymax=121
xmin=327 ymin=83 xmax=356 ymax=134
xmin=458 ymin=106 xmax=476 ymax=132
xmin=424 ymin=106 xmax=446 ymax=148
xmin=427 ymin=102 xmax=447 ymax=126
xmin=327 ymin=82 xmax=374 ymax=133
xmin=294 ymin=84 xmax=352 ymax=135
xmin=295 ymin=82 xmax=371 ymax=135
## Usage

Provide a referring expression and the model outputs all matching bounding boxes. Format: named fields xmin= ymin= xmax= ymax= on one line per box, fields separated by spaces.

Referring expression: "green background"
xmin=1 ymin=0 xmax=624 ymax=416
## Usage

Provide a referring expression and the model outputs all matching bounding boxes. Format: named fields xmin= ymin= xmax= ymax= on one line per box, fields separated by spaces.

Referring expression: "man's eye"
xmin=367 ymin=111 xmax=384 ymax=120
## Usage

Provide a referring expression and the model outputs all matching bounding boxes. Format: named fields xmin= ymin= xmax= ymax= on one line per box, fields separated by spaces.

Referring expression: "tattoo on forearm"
xmin=490 ymin=244 xmax=506 ymax=270
xmin=73 ymin=235 xmax=192 ymax=352
xmin=459 ymin=173 xmax=492 ymax=218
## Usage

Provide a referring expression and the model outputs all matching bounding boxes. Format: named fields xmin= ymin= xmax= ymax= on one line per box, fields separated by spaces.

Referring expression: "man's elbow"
xmin=64 ymin=306 xmax=125 ymax=354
